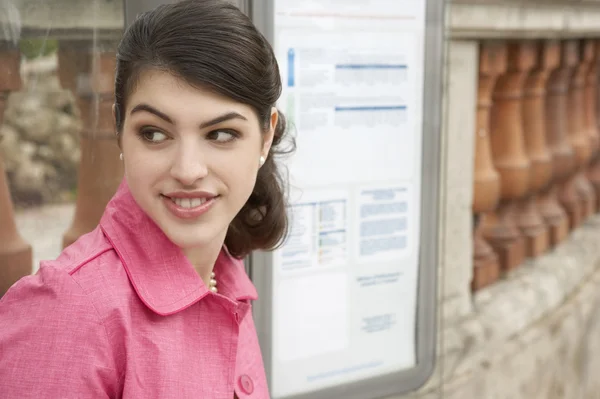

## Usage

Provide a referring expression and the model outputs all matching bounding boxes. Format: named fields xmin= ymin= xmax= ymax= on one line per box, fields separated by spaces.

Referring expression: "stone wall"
xmin=433 ymin=223 xmax=600 ymax=399
xmin=0 ymin=54 xmax=80 ymax=207
xmin=390 ymin=222 xmax=600 ymax=399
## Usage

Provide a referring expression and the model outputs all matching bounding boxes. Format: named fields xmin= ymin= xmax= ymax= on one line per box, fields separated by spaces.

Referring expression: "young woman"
xmin=0 ymin=1 xmax=292 ymax=397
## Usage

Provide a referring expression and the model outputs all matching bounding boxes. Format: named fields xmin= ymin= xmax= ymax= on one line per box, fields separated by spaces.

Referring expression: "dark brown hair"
xmin=114 ymin=0 xmax=294 ymax=258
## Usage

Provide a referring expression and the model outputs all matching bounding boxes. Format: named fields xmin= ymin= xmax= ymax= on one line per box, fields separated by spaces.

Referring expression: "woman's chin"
xmin=168 ymin=235 xmax=212 ymax=251
xmin=160 ymin=225 xmax=224 ymax=253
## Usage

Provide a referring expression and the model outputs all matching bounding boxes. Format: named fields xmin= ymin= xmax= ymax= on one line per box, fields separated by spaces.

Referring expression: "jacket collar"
xmin=99 ymin=179 xmax=258 ymax=316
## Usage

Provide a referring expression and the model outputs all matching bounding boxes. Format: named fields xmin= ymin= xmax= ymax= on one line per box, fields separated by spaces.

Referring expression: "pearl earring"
xmin=259 ymin=156 xmax=265 ymax=167
xmin=119 ymin=153 xmax=123 ymax=161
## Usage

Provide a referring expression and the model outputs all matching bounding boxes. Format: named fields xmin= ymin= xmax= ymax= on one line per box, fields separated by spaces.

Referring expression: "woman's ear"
xmin=261 ymin=107 xmax=278 ymax=158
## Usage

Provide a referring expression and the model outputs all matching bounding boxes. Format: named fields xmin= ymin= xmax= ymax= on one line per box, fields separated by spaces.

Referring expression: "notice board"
xmin=250 ymin=0 xmax=445 ymax=398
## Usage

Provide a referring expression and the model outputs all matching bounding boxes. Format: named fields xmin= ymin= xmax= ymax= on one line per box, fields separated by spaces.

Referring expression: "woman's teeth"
xmin=171 ymin=197 xmax=208 ymax=208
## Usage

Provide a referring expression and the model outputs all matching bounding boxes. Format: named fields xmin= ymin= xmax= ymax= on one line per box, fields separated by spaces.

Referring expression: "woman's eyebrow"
xmin=129 ymin=104 xmax=248 ymax=129
xmin=199 ymin=112 xmax=248 ymax=129
xmin=130 ymin=103 xmax=173 ymax=124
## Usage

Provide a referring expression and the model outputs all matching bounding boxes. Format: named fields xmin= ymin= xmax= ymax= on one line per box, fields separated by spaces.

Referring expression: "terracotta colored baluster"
xmin=583 ymin=41 xmax=600 ymax=170
xmin=545 ymin=41 xmax=577 ymax=232
xmin=587 ymin=40 xmax=600 ymax=208
xmin=484 ymin=41 xmax=531 ymax=272
xmin=58 ymin=41 xmax=123 ymax=248
xmin=537 ymin=41 xmax=570 ymax=246
xmin=597 ymin=40 xmax=600 ymax=140
xmin=516 ymin=42 xmax=553 ymax=257
xmin=472 ymin=44 xmax=504 ymax=291
xmin=597 ymin=40 xmax=600 ymax=154
xmin=518 ymin=41 xmax=555 ymax=257
xmin=0 ymin=43 xmax=33 ymax=295
xmin=570 ymin=41 xmax=596 ymax=221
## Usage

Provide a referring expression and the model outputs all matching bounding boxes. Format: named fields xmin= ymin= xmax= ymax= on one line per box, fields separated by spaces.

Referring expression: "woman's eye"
xmin=210 ymin=130 xmax=237 ymax=143
xmin=140 ymin=129 xmax=168 ymax=143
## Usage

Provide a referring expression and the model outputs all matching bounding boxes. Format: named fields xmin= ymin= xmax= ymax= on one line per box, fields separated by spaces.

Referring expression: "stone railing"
xmin=444 ymin=1 xmax=600 ymax=293
xmin=471 ymin=39 xmax=600 ymax=291
xmin=413 ymin=1 xmax=600 ymax=398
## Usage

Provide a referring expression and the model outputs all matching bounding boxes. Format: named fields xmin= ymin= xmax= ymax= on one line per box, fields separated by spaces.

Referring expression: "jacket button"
xmin=238 ymin=374 xmax=254 ymax=394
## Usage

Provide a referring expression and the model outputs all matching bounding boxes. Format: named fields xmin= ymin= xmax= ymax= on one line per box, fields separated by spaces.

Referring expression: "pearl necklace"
xmin=209 ymin=271 xmax=218 ymax=293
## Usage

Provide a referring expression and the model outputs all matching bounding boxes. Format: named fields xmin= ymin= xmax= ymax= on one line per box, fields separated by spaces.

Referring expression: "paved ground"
xmin=15 ymin=203 xmax=74 ymax=273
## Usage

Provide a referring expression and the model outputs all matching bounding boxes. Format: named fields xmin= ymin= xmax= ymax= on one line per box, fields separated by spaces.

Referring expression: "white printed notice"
xmin=279 ymin=191 xmax=348 ymax=271
xmin=357 ymin=187 xmax=412 ymax=263
xmin=269 ymin=0 xmax=426 ymax=397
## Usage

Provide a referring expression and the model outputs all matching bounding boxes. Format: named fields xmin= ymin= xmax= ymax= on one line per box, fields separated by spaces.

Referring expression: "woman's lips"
xmin=161 ymin=193 xmax=219 ymax=219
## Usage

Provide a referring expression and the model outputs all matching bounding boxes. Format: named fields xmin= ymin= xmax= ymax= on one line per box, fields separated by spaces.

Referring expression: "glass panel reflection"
xmin=0 ymin=0 xmax=124 ymax=291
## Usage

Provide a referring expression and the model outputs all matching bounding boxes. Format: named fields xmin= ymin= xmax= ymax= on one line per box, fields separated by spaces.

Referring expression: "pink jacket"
xmin=0 ymin=180 xmax=269 ymax=398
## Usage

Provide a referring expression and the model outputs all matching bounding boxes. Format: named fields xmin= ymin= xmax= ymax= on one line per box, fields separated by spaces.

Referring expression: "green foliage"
xmin=19 ymin=38 xmax=58 ymax=59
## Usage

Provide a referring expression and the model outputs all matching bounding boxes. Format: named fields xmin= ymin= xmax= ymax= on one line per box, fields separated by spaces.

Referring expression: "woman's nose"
xmin=169 ymin=142 xmax=209 ymax=186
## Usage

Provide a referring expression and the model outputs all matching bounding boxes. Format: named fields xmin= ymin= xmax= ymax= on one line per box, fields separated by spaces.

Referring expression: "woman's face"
xmin=118 ymin=69 xmax=275 ymax=252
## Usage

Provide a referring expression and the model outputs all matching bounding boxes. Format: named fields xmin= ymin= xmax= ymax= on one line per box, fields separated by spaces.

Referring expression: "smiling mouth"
xmin=160 ymin=194 xmax=219 ymax=219
xmin=161 ymin=195 xmax=220 ymax=207
xmin=169 ymin=197 xmax=210 ymax=208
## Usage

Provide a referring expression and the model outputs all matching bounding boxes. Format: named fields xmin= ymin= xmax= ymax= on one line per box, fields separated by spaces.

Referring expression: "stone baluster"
xmin=587 ymin=40 xmax=600 ymax=208
xmin=0 ymin=43 xmax=32 ymax=295
xmin=537 ymin=41 xmax=570 ymax=246
xmin=483 ymin=41 xmax=531 ymax=272
xmin=546 ymin=40 xmax=583 ymax=229
xmin=543 ymin=41 xmax=577 ymax=234
xmin=517 ymin=41 xmax=552 ymax=257
xmin=570 ymin=41 xmax=596 ymax=221
xmin=472 ymin=43 xmax=505 ymax=291
xmin=57 ymin=41 xmax=123 ymax=248
xmin=583 ymin=41 xmax=600 ymax=170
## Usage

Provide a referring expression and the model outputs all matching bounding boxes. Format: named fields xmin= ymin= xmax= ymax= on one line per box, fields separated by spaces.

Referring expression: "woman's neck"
xmin=183 ymin=234 xmax=226 ymax=289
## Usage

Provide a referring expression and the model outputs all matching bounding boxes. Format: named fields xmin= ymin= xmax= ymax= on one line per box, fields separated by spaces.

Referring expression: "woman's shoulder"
xmin=3 ymin=225 xmax=133 ymax=318
xmin=0 ymin=226 xmax=128 ymax=397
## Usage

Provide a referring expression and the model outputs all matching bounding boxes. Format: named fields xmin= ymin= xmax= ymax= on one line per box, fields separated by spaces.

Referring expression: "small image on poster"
xmin=357 ymin=186 xmax=410 ymax=262
xmin=280 ymin=191 xmax=349 ymax=272
xmin=318 ymin=199 xmax=347 ymax=267
xmin=280 ymin=203 xmax=317 ymax=271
